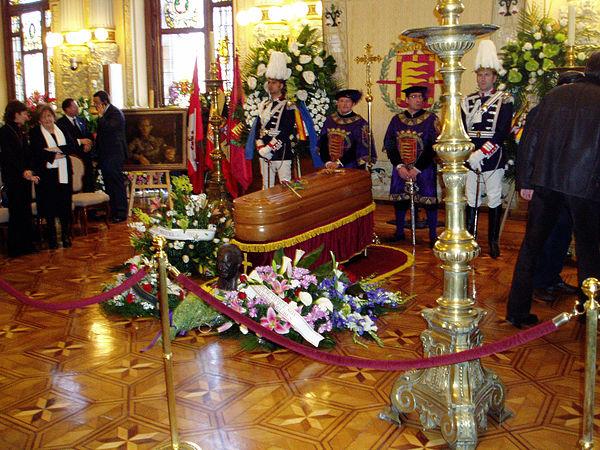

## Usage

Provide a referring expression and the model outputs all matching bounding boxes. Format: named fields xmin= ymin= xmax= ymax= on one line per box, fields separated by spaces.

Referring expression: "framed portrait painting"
xmin=122 ymin=108 xmax=188 ymax=171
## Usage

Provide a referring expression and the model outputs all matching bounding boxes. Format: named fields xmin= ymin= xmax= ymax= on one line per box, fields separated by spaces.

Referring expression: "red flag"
xmin=187 ymin=58 xmax=204 ymax=193
xmin=228 ymin=54 xmax=252 ymax=191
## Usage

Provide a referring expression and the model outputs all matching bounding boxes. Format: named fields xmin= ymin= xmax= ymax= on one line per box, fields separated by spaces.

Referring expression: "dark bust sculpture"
xmin=216 ymin=243 xmax=243 ymax=291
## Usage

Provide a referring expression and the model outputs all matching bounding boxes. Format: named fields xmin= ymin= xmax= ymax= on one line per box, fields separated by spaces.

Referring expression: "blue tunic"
xmin=384 ymin=110 xmax=440 ymax=204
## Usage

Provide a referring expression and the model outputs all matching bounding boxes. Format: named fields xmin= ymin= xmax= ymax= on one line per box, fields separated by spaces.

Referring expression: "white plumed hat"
xmin=474 ymin=39 xmax=502 ymax=73
xmin=265 ymin=51 xmax=291 ymax=81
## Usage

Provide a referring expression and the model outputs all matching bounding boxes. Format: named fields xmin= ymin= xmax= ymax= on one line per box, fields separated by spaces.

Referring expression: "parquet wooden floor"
xmin=0 ymin=203 xmax=598 ymax=449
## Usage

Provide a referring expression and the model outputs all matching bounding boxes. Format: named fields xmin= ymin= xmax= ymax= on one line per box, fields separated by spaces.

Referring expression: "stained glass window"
xmin=150 ymin=0 xmax=232 ymax=106
xmin=4 ymin=1 xmax=53 ymax=101
xmin=161 ymin=0 xmax=204 ymax=29
xmin=22 ymin=11 xmax=43 ymax=51
xmin=11 ymin=16 xmax=20 ymax=34
xmin=213 ymin=5 xmax=232 ymax=91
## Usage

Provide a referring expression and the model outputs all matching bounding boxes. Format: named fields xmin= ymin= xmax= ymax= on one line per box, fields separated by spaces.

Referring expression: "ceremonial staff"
xmin=406 ymin=178 xmax=417 ymax=248
xmin=355 ymin=44 xmax=381 ymax=169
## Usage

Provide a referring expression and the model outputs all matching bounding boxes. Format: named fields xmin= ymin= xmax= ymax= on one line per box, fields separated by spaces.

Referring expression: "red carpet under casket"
xmin=342 ymin=244 xmax=412 ymax=281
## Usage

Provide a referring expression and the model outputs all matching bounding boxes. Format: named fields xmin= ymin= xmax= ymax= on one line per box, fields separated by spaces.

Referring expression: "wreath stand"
xmin=127 ymin=170 xmax=174 ymax=217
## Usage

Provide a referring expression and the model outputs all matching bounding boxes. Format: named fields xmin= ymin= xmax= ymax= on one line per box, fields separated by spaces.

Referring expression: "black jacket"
xmin=520 ymin=77 xmax=600 ymax=200
xmin=0 ymin=121 xmax=33 ymax=185
xmin=96 ymin=104 xmax=128 ymax=163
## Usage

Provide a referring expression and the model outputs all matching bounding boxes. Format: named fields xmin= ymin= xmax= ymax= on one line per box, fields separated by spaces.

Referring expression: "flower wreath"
xmin=242 ymin=25 xmax=338 ymax=134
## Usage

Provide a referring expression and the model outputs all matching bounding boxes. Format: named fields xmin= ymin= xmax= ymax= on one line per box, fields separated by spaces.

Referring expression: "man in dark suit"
xmin=506 ymin=52 xmax=600 ymax=328
xmin=56 ymin=98 xmax=95 ymax=192
xmin=93 ymin=90 xmax=128 ymax=223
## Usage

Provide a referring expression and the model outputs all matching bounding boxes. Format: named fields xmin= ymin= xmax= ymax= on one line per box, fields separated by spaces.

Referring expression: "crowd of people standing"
xmin=0 ymin=90 xmax=127 ymax=257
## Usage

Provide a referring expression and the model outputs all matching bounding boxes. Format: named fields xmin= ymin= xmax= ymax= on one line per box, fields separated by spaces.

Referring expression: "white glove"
xmin=258 ymin=146 xmax=272 ymax=160
xmin=467 ymin=150 xmax=485 ymax=172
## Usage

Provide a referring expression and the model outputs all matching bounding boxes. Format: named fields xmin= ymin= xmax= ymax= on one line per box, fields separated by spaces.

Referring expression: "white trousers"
xmin=466 ymin=169 xmax=504 ymax=208
xmin=260 ymin=159 xmax=292 ymax=189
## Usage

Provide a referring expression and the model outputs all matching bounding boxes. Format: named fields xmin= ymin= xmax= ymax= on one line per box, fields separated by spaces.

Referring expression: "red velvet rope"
xmin=177 ymin=273 xmax=559 ymax=370
xmin=0 ymin=269 xmax=147 ymax=311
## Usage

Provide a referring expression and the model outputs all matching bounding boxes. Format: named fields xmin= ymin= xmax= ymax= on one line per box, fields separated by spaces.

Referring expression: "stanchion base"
xmin=156 ymin=440 xmax=203 ymax=449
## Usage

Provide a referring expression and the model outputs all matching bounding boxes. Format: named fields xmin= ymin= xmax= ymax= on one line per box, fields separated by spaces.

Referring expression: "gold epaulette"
xmin=502 ymin=92 xmax=514 ymax=104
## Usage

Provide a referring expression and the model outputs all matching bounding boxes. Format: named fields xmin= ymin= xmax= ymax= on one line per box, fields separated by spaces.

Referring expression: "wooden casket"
xmin=232 ymin=169 xmax=374 ymax=267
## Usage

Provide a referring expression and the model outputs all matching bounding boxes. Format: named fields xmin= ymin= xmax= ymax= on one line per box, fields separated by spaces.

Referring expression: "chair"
xmin=70 ymin=155 xmax=110 ymax=235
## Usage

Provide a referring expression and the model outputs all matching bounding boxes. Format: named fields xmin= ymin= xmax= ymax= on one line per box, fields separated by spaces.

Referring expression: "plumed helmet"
xmin=266 ymin=51 xmax=291 ymax=81
xmin=474 ymin=39 xmax=503 ymax=73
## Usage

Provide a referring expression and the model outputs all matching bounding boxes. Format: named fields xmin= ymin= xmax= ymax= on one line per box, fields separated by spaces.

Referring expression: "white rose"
xmin=523 ymin=42 xmax=533 ymax=51
xmin=298 ymin=291 xmax=313 ymax=306
xmin=285 ymin=55 xmax=292 ymax=64
xmin=285 ymin=68 xmax=292 ymax=79
xmin=537 ymin=69 xmax=544 ymax=75
xmin=293 ymin=49 xmax=300 ymax=56
xmin=247 ymin=76 xmax=257 ymax=90
xmin=302 ymin=71 xmax=316 ymax=84
xmin=296 ymin=64 xmax=303 ymax=72
xmin=299 ymin=54 xmax=311 ymax=64
xmin=256 ymin=64 xmax=266 ymax=76
xmin=289 ymin=41 xmax=299 ymax=53
xmin=539 ymin=52 xmax=545 ymax=59
xmin=534 ymin=32 xmax=542 ymax=40
xmin=297 ymin=90 xmax=308 ymax=101
xmin=314 ymin=56 xmax=323 ymax=67
xmin=497 ymin=83 xmax=506 ymax=91
xmin=498 ymin=68 xmax=507 ymax=76
xmin=545 ymin=24 xmax=552 ymax=32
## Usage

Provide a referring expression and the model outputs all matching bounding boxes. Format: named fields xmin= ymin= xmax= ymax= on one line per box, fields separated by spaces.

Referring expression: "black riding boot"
xmin=466 ymin=205 xmax=475 ymax=236
xmin=488 ymin=206 xmax=502 ymax=258
xmin=45 ymin=218 xmax=58 ymax=249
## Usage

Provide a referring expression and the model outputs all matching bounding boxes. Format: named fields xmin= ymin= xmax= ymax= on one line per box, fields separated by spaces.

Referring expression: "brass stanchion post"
xmin=579 ymin=278 xmax=599 ymax=450
xmin=380 ymin=2 xmax=512 ymax=448
xmin=154 ymin=236 xmax=201 ymax=450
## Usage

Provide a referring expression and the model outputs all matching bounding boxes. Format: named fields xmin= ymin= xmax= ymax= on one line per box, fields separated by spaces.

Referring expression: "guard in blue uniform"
xmin=462 ymin=40 xmax=514 ymax=258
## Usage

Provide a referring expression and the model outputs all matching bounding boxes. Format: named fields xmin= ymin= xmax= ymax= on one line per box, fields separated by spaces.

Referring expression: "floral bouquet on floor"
xmin=170 ymin=246 xmax=411 ymax=350
xmin=129 ymin=175 xmax=235 ymax=276
xmin=100 ymin=256 xmax=186 ymax=318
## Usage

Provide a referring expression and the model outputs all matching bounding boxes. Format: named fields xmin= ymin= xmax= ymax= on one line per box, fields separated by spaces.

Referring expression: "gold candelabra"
xmin=380 ymin=2 xmax=512 ymax=448
xmin=354 ymin=44 xmax=381 ymax=168
xmin=205 ymin=62 xmax=232 ymax=214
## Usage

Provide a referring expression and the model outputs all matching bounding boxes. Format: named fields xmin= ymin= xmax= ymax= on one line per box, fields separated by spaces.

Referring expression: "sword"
xmin=406 ymin=178 xmax=417 ymax=247
xmin=473 ymin=169 xmax=481 ymax=239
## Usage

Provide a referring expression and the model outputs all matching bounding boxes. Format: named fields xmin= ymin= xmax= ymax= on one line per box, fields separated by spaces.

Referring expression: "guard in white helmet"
xmin=462 ymin=39 xmax=514 ymax=258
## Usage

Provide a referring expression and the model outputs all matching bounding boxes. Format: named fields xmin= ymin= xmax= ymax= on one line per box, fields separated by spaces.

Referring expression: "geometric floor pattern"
xmin=0 ymin=203 xmax=598 ymax=449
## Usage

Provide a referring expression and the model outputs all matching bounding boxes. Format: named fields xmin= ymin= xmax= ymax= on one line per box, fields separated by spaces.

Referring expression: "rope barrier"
xmin=176 ymin=273 xmax=561 ymax=371
xmin=0 ymin=269 xmax=147 ymax=311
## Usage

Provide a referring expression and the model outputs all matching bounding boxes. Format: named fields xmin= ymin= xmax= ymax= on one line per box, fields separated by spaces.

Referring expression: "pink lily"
xmin=271 ymin=278 xmax=292 ymax=297
xmin=260 ymin=307 xmax=291 ymax=334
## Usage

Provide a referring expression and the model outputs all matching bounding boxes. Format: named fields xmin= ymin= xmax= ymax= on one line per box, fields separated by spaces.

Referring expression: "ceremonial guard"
xmin=253 ymin=51 xmax=297 ymax=189
xmin=384 ymin=85 xmax=440 ymax=247
xmin=462 ymin=40 xmax=513 ymax=258
xmin=317 ymin=89 xmax=376 ymax=169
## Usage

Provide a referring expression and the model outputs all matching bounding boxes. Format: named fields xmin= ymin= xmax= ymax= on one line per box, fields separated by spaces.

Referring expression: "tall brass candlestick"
xmin=380 ymin=2 xmax=512 ymax=448
xmin=205 ymin=62 xmax=232 ymax=213
xmin=354 ymin=44 xmax=381 ymax=168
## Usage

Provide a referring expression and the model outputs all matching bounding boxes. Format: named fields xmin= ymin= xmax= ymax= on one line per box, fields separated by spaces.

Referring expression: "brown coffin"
xmin=233 ymin=169 xmax=373 ymax=243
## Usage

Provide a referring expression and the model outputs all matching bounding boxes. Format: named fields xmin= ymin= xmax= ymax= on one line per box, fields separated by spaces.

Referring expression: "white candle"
xmin=208 ymin=31 xmax=215 ymax=62
xmin=567 ymin=3 xmax=576 ymax=46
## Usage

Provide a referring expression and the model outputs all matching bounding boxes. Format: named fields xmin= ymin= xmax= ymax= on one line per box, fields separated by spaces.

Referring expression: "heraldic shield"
xmin=327 ymin=128 xmax=349 ymax=161
xmin=397 ymin=130 xmax=422 ymax=167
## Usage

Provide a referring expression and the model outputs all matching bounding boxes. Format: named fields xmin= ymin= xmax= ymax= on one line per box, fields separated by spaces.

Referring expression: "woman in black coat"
xmin=0 ymin=101 xmax=40 ymax=257
xmin=30 ymin=103 xmax=77 ymax=249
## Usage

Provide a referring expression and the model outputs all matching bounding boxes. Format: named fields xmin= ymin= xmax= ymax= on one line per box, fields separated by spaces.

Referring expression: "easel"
xmin=127 ymin=170 xmax=173 ymax=217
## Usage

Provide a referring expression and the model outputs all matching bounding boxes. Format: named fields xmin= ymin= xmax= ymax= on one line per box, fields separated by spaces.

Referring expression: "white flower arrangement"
xmin=242 ymin=25 xmax=338 ymax=134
